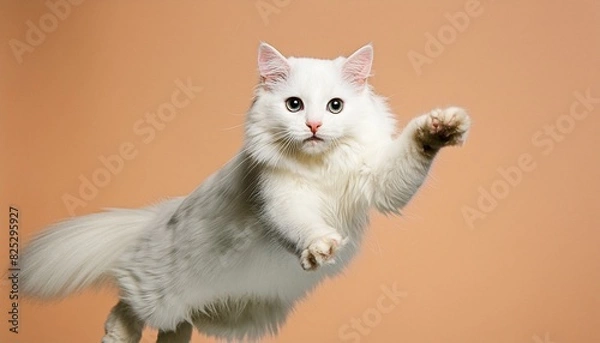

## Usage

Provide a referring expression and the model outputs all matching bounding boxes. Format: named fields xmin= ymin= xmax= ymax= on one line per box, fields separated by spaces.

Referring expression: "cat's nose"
xmin=306 ymin=121 xmax=322 ymax=134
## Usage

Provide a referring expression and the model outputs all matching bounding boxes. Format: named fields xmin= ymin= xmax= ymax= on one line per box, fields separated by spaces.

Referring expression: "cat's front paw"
xmin=415 ymin=107 xmax=471 ymax=155
xmin=300 ymin=232 xmax=344 ymax=271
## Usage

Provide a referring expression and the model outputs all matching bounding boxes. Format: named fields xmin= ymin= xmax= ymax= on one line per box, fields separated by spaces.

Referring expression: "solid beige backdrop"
xmin=1 ymin=1 xmax=599 ymax=342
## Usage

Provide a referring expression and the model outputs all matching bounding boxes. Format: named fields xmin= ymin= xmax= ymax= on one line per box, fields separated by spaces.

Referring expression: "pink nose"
xmin=306 ymin=121 xmax=322 ymax=134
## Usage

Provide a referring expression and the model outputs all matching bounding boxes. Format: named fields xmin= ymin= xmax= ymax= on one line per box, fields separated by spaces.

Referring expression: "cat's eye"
xmin=327 ymin=98 xmax=344 ymax=114
xmin=285 ymin=97 xmax=304 ymax=112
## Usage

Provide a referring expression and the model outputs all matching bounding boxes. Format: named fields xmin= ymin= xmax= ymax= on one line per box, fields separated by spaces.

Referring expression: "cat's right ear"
xmin=258 ymin=43 xmax=290 ymax=87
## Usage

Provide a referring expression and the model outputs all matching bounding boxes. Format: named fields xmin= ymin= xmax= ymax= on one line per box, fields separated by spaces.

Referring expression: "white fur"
xmin=20 ymin=43 xmax=470 ymax=342
xmin=19 ymin=205 xmax=168 ymax=298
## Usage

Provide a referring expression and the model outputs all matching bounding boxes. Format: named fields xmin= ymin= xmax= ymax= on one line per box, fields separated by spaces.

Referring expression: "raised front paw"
xmin=415 ymin=107 xmax=471 ymax=154
xmin=300 ymin=232 xmax=344 ymax=271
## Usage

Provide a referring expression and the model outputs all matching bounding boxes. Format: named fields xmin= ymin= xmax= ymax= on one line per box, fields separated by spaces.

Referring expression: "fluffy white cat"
xmin=20 ymin=43 xmax=471 ymax=343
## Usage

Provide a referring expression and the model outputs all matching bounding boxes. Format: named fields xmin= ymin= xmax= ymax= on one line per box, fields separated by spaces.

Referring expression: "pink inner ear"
xmin=258 ymin=43 xmax=290 ymax=85
xmin=342 ymin=45 xmax=373 ymax=85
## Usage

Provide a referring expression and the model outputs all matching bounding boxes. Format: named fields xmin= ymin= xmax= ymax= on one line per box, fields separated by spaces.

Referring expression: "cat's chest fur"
xmin=262 ymin=160 xmax=371 ymax=235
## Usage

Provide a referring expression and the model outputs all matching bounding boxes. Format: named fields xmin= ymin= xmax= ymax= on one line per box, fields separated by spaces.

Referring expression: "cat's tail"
xmin=19 ymin=207 xmax=156 ymax=299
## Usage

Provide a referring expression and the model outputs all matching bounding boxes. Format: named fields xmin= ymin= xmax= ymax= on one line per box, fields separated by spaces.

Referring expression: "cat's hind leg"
xmin=156 ymin=322 xmax=193 ymax=343
xmin=102 ymin=301 xmax=144 ymax=343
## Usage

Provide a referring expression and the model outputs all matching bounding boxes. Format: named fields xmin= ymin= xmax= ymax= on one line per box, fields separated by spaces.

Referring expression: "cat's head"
xmin=246 ymin=43 xmax=379 ymax=167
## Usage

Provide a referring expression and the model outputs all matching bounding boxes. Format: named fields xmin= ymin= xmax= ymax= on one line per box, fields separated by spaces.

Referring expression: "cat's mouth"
xmin=304 ymin=136 xmax=324 ymax=143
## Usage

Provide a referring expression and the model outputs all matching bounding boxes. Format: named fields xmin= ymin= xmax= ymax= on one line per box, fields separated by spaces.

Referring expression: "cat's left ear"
xmin=342 ymin=44 xmax=373 ymax=86
xmin=258 ymin=42 xmax=290 ymax=87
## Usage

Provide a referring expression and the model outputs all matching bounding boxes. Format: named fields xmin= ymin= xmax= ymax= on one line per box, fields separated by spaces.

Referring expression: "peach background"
xmin=1 ymin=1 xmax=600 ymax=342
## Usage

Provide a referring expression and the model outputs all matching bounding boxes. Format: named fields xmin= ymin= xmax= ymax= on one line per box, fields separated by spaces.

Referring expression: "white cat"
xmin=20 ymin=43 xmax=471 ymax=343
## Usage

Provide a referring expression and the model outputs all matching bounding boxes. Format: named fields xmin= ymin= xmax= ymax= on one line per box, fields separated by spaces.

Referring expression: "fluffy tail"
xmin=20 ymin=208 xmax=155 ymax=299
